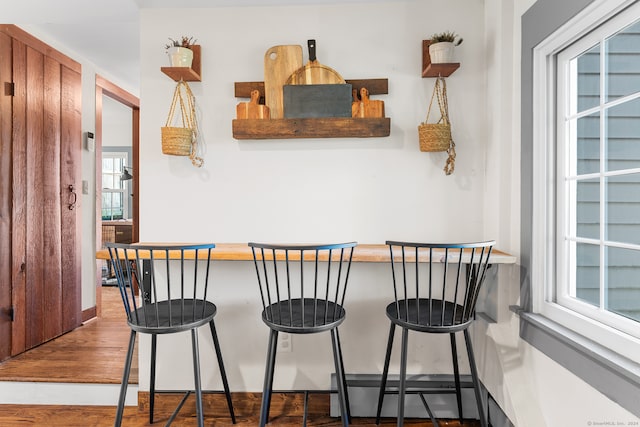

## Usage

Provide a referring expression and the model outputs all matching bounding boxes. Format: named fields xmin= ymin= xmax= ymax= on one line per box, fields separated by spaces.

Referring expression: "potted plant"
xmin=165 ymin=36 xmax=197 ymax=68
xmin=428 ymin=31 xmax=463 ymax=64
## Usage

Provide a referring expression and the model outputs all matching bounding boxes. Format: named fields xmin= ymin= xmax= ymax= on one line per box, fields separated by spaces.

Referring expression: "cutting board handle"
xmin=308 ymin=39 xmax=317 ymax=62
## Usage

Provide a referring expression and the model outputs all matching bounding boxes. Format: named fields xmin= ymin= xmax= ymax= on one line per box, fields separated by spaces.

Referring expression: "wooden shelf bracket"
xmin=422 ymin=40 xmax=459 ymax=78
xmin=161 ymin=45 xmax=202 ymax=81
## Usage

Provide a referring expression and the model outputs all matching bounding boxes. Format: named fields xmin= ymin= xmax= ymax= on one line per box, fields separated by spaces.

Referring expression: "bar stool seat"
xmin=262 ymin=298 xmax=345 ymax=333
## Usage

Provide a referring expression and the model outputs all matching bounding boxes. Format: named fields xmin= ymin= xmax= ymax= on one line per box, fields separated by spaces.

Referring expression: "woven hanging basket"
xmin=418 ymin=122 xmax=451 ymax=152
xmin=161 ymin=126 xmax=193 ymax=156
xmin=419 ymin=76 xmax=456 ymax=175
xmin=161 ymin=80 xmax=204 ymax=167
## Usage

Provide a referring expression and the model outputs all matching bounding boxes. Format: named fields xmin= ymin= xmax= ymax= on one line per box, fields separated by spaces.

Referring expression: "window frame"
xmin=101 ymin=151 xmax=130 ymax=221
xmin=532 ymin=0 xmax=640 ymax=364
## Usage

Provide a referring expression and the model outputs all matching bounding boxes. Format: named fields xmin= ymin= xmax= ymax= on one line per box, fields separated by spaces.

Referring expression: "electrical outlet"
xmin=278 ymin=333 xmax=292 ymax=352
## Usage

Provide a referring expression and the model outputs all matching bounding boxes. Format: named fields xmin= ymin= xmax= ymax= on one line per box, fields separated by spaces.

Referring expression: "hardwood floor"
xmin=0 ymin=286 xmax=137 ymax=384
xmin=0 ymin=394 xmax=479 ymax=426
xmin=0 ymin=287 xmax=479 ymax=426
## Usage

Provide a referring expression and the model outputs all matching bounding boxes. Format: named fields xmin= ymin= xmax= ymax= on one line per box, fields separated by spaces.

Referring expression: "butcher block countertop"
xmin=96 ymin=243 xmax=516 ymax=264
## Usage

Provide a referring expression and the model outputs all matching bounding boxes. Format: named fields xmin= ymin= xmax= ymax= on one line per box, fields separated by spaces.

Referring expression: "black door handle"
xmin=68 ymin=184 xmax=77 ymax=210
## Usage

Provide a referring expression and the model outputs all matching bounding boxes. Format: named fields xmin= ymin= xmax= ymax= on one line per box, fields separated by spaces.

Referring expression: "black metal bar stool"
xmin=107 ymin=243 xmax=236 ymax=427
xmin=375 ymin=241 xmax=494 ymax=427
xmin=249 ymin=242 xmax=357 ymax=427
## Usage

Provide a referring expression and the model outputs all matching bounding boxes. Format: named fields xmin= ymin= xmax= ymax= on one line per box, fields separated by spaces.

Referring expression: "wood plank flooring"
xmin=0 ymin=287 xmax=479 ymax=426
xmin=0 ymin=286 xmax=137 ymax=384
xmin=0 ymin=396 xmax=478 ymax=426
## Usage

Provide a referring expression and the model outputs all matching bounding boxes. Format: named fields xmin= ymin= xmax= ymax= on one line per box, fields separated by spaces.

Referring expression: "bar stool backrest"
xmin=249 ymin=242 xmax=357 ymax=333
xmin=106 ymin=243 xmax=217 ymax=333
xmin=386 ymin=241 xmax=495 ymax=332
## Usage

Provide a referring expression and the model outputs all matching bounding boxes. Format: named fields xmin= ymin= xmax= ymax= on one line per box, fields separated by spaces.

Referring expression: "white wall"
xmin=139 ymin=1 xmax=489 ymax=244
xmin=137 ymin=0 xmax=491 ymax=393
xmin=103 ymin=96 xmax=133 ymax=148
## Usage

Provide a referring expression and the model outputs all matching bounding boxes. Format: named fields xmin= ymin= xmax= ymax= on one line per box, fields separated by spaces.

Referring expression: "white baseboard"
xmin=0 ymin=381 xmax=138 ymax=406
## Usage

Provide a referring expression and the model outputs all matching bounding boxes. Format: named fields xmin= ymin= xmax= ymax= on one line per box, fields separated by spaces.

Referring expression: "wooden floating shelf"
xmin=422 ymin=40 xmax=459 ymax=78
xmin=233 ymin=78 xmax=390 ymax=139
xmin=161 ymin=45 xmax=202 ymax=81
xmin=232 ymin=117 xmax=390 ymax=140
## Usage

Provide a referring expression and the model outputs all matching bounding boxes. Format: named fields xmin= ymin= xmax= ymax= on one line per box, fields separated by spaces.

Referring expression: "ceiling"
xmin=3 ymin=0 xmax=140 ymax=91
xmin=2 ymin=0 xmax=393 ymax=93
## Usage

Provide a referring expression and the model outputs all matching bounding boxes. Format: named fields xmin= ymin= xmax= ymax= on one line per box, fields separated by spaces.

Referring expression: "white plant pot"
xmin=429 ymin=42 xmax=455 ymax=64
xmin=167 ymin=46 xmax=193 ymax=67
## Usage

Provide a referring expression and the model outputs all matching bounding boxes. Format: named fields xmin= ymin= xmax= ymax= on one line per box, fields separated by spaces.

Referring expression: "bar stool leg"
xmin=149 ymin=334 xmax=157 ymax=424
xmin=375 ymin=322 xmax=396 ymax=424
xmin=464 ymin=329 xmax=487 ymax=427
xmin=330 ymin=328 xmax=349 ymax=427
xmin=114 ymin=330 xmax=136 ymax=427
xmin=209 ymin=320 xmax=236 ymax=423
xmin=450 ymin=332 xmax=463 ymax=423
xmin=302 ymin=391 xmax=309 ymax=427
xmin=191 ymin=329 xmax=204 ymax=427
xmin=334 ymin=328 xmax=352 ymax=423
xmin=397 ymin=327 xmax=409 ymax=427
xmin=260 ymin=329 xmax=279 ymax=427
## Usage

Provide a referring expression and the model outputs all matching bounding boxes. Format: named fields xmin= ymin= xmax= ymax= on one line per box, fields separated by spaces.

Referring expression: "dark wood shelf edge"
xmin=234 ymin=78 xmax=388 ymax=99
xmin=422 ymin=63 xmax=460 ymax=78
xmin=422 ymin=40 xmax=459 ymax=77
xmin=161 ymin=67 xmax=202 ymax=81
xmin=232 ymin=117 xmax=391 ymax=140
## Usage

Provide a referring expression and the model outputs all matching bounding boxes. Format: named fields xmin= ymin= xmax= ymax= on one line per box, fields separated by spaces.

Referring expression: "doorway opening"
xmin=95 ymin=76 xmax=139 ymax=317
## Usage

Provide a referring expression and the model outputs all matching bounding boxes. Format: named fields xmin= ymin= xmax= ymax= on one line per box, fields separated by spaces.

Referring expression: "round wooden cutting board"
xmin=285 ymin=39 xmax=345 ymax=85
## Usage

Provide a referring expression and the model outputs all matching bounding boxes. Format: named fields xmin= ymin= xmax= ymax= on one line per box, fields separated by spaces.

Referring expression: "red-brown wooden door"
xmin=0 ymin=25 xmax=81 ymax=360
xmin=0 ymin=31 xmax=12 ymax=361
